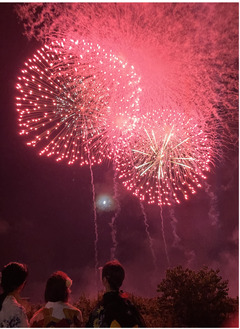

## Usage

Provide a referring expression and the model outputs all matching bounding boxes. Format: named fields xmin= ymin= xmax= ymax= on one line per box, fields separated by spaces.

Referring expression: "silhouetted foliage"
xmin=157 ymin=266 xmax=238 ymax=327
xmin=25 ymin=268 xmax=238 ymax=327
xmin=127 ymin=294 xmax=164 ymax=327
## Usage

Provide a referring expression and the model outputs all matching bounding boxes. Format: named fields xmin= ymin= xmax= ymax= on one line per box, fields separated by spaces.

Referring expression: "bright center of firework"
xmin=134 ymin=126 xmax=194 ymax=181
xmin=96 ymin=194 xmax=114 ymax=212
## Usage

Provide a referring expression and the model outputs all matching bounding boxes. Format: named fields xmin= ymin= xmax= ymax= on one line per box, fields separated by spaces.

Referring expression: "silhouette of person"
xmin=30 ymin=271 xmax=82 ymax=327
xmin=0 ymin=262 xmax=29 ymax=327
xmin=86 ymin=260 xmax=145 ymax=327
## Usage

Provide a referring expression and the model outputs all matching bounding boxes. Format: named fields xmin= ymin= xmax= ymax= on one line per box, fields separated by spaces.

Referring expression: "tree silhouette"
xmin=157 ymin=266 xmax=237 ymax=327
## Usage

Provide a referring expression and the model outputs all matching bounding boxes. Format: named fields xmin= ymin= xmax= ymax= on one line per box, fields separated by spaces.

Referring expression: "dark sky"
xmin=0 ymin=4 xmax=238 ymax=304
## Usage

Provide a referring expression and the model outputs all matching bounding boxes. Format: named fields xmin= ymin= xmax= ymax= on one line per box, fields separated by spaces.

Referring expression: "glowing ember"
xmin=115 ymin=108 xmax=212 ymax=206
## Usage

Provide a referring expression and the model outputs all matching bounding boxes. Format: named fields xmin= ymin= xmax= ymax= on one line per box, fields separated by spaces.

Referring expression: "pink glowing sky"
xmin=0 ymin=3 xmax=238 ymax=303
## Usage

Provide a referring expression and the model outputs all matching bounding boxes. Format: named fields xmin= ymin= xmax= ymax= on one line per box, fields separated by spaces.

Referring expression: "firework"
xmin=16 ymin=39 xmax=141 ymax=165
xmin=115 ymin=108 xmax=213 ymax=206
xmin=16 ymin=3 xmax=238 ymax=146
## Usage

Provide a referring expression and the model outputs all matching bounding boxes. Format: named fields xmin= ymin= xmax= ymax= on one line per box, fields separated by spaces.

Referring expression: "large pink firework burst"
xmin=16 ymin=39 xmax=141 ymax=165
xmin=115 ymin=108 xmax=213 ymax=206
xmin=16 ymin=3 xmax=238 ymax=144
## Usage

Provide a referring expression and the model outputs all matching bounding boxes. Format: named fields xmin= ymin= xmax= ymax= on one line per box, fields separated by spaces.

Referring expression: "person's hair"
xmin=44 ymin=271 xmax=72 ymax=303
xmin=102 ymin=260 xmax=125 ymax=291
xmin=0 ymin=262 xmax=28 ymax=311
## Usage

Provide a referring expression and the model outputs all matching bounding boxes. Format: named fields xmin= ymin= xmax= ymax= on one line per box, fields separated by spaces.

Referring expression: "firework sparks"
xmin=115 ymin=108 xmax=212 ymax=206
xmin=16 ymin=39 xmax=141 ymax=165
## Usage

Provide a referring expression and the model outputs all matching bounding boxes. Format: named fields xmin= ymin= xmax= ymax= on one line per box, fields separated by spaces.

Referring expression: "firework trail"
xmin=168 ymin=207 xmax=181 ymax=248
xmin=110 ymin=161 xmax=121 ymax=260
xmin=204 ymin=181 xmax=220 ymax=227
xmin=185 ymin=250 xmax=196 ymax=268
xmin=168 ymin=207 xmax=196 ymax=267
xmin=89 ymin=167 xmax=99 ymax=287
xmin=159 ymin=204 xmax=170 ymax=266
xmin=80 ymin=104 xmax=100 ymax=288
xmin=86 ymin=138 xmax=99 ymax=288
xmin=138 ymin=201 xmax=157 ymax=269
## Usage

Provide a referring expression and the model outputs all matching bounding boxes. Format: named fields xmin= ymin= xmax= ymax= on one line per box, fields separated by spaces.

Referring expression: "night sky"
xmin=0 ymin=4 xmax=238 ymax=304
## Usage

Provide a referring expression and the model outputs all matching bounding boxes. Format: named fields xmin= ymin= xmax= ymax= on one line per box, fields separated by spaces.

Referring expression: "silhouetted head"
xmin=1 ymin=262 xmax=28 ymax=294
xmin=44 ymin=271 xmax=72 ymax=303
xmin=102 ymin=260 xmax=125 ymax=291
